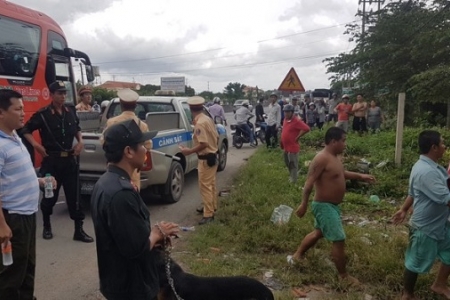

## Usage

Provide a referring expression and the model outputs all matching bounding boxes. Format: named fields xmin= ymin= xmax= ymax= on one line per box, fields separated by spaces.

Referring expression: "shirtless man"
xmin=351 ymin=94 xmax=368 ymax=133
xmin=291 ymin=127 xmax=375 ymax=283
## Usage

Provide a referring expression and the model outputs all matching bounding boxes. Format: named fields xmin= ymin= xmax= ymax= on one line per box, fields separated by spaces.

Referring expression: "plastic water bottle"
xmin=180 ymin=226 xmax=195 ymax=232
xmin=44 ymin=173 xmax=54 ymax=198
xmin=2 ymin=241 xmax=13 ymax=266
xmin=92 ymin=101 xmax=101 ymax=113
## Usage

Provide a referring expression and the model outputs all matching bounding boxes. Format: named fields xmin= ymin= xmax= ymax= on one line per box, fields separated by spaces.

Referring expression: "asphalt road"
xmin=34 ymin=111 xmax=259 ymax=300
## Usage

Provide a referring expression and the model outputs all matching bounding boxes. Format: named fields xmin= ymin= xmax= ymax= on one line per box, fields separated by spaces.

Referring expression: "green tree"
xmin=224 ymin=82 xmax=246 ymax=104
xmin=92 ymin=87 xmax=116 ymax=102
xmin=324 ymin=0 xmax=450 ymax=126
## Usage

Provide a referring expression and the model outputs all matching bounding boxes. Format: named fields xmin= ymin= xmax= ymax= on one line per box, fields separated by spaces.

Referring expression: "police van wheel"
xmin=217 ymin=142 xmax=227 ymax=172
xmin=164 ymin=161 xmax=184 ymax=203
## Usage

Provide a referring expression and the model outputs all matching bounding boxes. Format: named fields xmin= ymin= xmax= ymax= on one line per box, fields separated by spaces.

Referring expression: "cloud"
xmin=8 ymin=0 xmax=116 ymax=24
xmin=7 ymin=0 xmax=363 ymax=93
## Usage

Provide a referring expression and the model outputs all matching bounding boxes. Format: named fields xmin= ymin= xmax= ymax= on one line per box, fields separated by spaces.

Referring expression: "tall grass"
xmin=175 ymin=127 xmax=450 ymax=299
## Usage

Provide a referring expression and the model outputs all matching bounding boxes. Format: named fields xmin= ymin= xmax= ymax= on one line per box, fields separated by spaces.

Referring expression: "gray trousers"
xmin=283 ymin=152 xmax=299 ymax=183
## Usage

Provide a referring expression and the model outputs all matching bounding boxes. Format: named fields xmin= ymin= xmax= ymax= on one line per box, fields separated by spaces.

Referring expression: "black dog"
xmin=156 ymin=249 xmax=274 ymax=300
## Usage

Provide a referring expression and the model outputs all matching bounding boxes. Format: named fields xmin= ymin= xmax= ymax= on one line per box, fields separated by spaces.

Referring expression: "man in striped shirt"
xmin=0 ymin=89 xmax=56 ymax=300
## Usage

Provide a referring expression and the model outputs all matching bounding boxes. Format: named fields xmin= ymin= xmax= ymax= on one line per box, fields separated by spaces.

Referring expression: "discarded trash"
xmin=360 ymin=236 xmax=373 ymax=245
xmin=357 ymin=220 xmax=370 ymax=227
xmin=264 ymin=277 xmax=284 ymax=290
xmin=291 ymin=287 xmax=308 ymax=298
xmin=286 ymin=255 xmax=295 ymax=266
xmin=357 ymin=159 xmax=371 ymax=173
xmin=219 ymin=190 xmax=230 ymax=197
xmin=209 ymin=247 xmax=221 ymax=253
xmin=369 ymin=195 xmax=380 ymax=203
xmin=264 ymin=270 xmax=273 ymax=278
xmin=375 ymin=159 xmax=389 ymax=168
xmin=180 ymin=226 xmax=195 ymax=231
xmin=270 ymin=205 xmax=293 ymax=225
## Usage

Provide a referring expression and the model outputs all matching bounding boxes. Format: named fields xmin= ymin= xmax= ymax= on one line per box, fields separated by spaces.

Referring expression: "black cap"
xmin=103 ymin=119 xmax=157 ymax=152
xmin=49 ymin=81 xmax=67 ymax=93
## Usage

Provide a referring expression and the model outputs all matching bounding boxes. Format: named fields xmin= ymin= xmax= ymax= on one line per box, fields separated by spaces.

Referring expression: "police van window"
xmin=181 ymin=102 xmax=192 ymax=123
xmin=0 ymin=16 xmax=40 ymax=77
xmin=107 ymin=102 xmax=175 ymax=120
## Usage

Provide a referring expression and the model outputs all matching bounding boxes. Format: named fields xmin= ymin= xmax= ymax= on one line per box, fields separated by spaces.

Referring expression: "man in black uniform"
xmin=22 ymin=81 xmax=93 ymax=242
xmin=91 ymin=119 xmax=178 ymax=300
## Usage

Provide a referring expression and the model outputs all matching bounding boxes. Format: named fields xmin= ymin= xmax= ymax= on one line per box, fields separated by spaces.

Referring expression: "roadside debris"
xmin=219 ymin=189 xmax=230 ymax=197
xmin=270 ymin=205 xmax=293 ymax=225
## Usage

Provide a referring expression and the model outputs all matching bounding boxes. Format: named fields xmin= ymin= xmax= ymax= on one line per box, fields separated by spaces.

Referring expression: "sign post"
xmin=395 ymin=93 xmax=406 ymax=167
xmin=278 ymin=68 xmax=305 ymax=92
xmin=161 ymin=77 xmax=186 ymax=93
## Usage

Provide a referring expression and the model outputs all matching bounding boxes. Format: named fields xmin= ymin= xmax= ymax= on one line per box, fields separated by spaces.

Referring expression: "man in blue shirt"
xmin=393 ymin=130 xmax=450 ymax=300
xmin=0 ymin=89 xmax=56 ymax=300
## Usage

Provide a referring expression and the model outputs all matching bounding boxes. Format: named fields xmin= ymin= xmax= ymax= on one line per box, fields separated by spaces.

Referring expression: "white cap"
xmin=187 ymin=96 xmax=205 ymax=106
xmin=117 ymin=89 xmax=139 ymax=102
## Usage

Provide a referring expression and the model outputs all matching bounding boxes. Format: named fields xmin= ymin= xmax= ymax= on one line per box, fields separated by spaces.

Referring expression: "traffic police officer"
xmin=102 ymin=88 xmax=152 ymax=191
xmin=179 ymin=96 xmax=218 ymax=225
xmin=22 ymin=81 xmax=94 ymax=242
xmin=75 ymin=85 xmax=93 ymax=112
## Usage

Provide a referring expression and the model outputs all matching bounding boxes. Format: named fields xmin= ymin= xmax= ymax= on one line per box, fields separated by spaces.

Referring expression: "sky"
xmin=8 ymin=0 xmax=379 ymax=93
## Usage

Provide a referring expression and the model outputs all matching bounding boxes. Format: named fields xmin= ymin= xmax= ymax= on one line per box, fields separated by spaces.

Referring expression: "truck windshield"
xmin=0 ymin=16 xmax=40 ymax=78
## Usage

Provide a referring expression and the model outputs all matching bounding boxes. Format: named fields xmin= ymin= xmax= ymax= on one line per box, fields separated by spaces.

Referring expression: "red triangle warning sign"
xmin=278 ymin=68 xmax=305 ymax=92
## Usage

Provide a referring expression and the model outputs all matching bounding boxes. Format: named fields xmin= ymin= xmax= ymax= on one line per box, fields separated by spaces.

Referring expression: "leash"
xmin=155 ymin=223 xmax=184 ymax=300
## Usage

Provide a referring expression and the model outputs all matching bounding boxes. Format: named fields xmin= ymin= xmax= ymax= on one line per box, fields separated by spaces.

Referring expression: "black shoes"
xmin=73 ymin=221 xmax=94 ymax=243
xmin=198 ymin=217 xmax=214 ymax=225
xmin=42 ymin=221 xmax=94 ymax=243
xmin=196 ymin=206 xmax=217 ymax=214
xmin=42 ymin=226 xmax=53 ymax=240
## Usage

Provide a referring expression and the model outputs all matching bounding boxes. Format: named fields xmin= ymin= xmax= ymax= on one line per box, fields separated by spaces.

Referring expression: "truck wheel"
xmin=217 ymin=142 xmax=227 ymax=172
xmin=164 ymin=161 xmax=184 ymax=203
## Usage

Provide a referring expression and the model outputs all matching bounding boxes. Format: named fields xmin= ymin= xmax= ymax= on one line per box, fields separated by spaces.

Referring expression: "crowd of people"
xmin=0 ymin=85 xmax=448 ymax=300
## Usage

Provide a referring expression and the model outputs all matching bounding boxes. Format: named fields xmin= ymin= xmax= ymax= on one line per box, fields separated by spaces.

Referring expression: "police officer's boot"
xmin=73 ymin=220 xmax=94 ymax=243
xmin=42 ymin=214 xmax=53 ymax=240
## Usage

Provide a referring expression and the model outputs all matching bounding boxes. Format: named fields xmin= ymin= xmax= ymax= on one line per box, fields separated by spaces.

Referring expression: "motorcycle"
xmin=230 ymin=116 xmax=259 ymax=149
xmin=254 ymin=114 xmax=268 ymax=144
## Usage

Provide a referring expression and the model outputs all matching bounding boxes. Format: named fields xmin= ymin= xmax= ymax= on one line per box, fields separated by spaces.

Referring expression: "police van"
xmin=78 ymin=92 xmax=228 ymax=203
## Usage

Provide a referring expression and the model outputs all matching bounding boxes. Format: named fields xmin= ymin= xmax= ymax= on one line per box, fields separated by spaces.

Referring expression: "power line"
xmin=101 ymin=50 xmax=347 ymax=76
xmin=94 ymin=20 xmax=358 ymax=65
xmin=100 ymin=38 xmax=328 ymax=70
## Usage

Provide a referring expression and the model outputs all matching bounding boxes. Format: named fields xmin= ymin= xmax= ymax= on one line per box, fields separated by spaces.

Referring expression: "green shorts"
xmin=312 ymin=201 xmax=346 ymax=242
xmin=405 ymin=225 xmax=450 ymax=274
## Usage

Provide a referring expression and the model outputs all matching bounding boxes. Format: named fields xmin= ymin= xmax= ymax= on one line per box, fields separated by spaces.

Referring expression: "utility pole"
xmin=358 ymin=0 xmax=385 ymax=39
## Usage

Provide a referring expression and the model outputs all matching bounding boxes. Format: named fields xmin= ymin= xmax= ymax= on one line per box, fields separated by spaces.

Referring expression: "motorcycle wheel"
xmin=233 ymin=135 xmax=243 ymax=149
xmin=258 ymin=130 xmax=266 ymax=144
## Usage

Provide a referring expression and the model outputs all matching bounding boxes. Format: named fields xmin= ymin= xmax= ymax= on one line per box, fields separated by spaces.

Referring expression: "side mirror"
xmin=85 ymin=65 xmax=95 ymax=83
xmin=214 ymin=116 xmax=223 ymax=125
